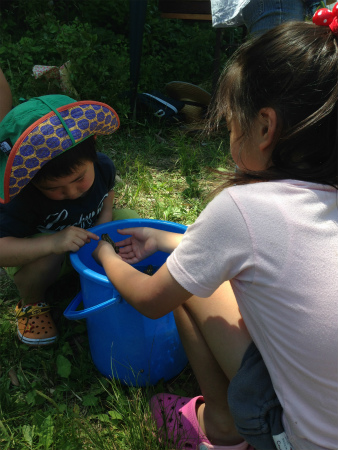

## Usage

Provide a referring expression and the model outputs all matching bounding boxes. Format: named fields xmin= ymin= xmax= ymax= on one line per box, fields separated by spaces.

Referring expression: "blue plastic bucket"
xmin=64 ymin=218 xmax=188 ymax=386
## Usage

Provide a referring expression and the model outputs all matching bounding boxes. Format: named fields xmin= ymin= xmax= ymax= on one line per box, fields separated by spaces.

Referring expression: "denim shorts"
xmin=227 ymin=342 xmax=289 ymax=450
xmin=242 ymin=0 xmax=308 ymax=36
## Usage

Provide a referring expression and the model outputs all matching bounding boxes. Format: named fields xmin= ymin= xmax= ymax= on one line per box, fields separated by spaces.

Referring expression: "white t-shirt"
xmin=211 ymin=0 xmax=251 ymax=27
xmin=167 ymin=180 xmax=338 ymax=450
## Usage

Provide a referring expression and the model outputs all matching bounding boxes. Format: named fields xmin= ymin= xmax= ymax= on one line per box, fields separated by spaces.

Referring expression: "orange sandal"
xmin=15 ymin=301 xmax=58 ymax=346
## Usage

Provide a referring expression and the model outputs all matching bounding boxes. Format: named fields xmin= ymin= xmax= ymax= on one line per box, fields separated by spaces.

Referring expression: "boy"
xmin=0 ymin=92 xmax=138 ymax=346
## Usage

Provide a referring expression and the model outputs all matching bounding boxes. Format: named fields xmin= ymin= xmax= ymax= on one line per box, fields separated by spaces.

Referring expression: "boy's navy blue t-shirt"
xmin=0 ymin=152 xmax=116 ymax=238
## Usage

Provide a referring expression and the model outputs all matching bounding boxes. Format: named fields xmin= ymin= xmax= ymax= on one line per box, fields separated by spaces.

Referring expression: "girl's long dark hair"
xmin=207 ymin=21 xmax=338 ymax=192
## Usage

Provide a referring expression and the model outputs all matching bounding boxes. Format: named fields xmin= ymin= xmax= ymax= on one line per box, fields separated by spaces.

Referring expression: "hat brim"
xmin=1 ymin=100 xmax=119 ymax=203
xmin=165 ymin=82 xmax=211 ymax=123
xmin=165 ymin=81 xmax=211 ymax=105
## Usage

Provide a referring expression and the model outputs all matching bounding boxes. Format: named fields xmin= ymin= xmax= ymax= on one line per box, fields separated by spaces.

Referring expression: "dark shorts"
xmin=228 ymin=342 xmax=290 ymax=450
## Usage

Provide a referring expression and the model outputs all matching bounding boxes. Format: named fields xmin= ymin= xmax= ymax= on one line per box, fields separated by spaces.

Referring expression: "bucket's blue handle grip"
xmin=64 ymin=291 xmax=122 ymax=320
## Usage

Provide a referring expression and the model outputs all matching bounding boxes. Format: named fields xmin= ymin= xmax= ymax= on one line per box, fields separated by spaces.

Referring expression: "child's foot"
xmin=15 ymin=301 xmax=58 ymax=346
xmin=150 ymin=394 xmax=251 ymax=450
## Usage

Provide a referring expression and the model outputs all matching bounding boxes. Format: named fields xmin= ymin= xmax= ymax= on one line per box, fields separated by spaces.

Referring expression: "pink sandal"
xmin=150 ymin=394 xmax=207 ymax=449
xmin=150 ymin=393 xmax=251 ymax=450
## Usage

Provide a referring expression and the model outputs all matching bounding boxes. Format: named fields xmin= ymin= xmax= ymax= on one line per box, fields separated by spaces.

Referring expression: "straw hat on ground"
xmin=165 ymin=81 xmax=211 ymax=124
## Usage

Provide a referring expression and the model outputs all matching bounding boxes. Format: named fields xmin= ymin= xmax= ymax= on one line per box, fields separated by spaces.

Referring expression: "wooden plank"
xmin=160 ymin=12 xmax=212 ymax=21
xmin=159 ymin=0 xmax=211 ymax=15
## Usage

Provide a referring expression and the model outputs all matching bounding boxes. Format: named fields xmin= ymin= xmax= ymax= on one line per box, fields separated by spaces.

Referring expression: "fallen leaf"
xmin=8 ymin=368 xmax=20 ymax=386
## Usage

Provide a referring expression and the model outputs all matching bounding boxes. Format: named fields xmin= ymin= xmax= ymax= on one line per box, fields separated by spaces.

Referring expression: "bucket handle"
xmin=64 ymin=291 xmax=122 ymax=320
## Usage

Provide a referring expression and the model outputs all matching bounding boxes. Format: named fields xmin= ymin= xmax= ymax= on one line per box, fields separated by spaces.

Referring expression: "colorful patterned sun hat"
xmin=0 ymin=95 xmax=120 ymax=203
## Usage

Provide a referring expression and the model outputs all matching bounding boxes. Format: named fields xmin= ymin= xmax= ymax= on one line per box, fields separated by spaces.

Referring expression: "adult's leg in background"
xmin=242 ymin=0 xmax=306 ymax=36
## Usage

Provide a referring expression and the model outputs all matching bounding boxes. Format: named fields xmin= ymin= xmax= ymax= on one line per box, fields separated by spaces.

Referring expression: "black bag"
xmin=136 ymin=90 xmax=185 ymax=122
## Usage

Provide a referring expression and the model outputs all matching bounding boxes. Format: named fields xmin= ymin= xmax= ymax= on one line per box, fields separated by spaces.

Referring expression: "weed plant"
xmin=0 ymin=0 xmax=243 ymax=107
xmin=0 ymin=1 xmax=237 ymax=448
xmin=0 ymin=116 xmax=233 ymax=445
xmin=0 ymin=123 xmax=232 ymax=448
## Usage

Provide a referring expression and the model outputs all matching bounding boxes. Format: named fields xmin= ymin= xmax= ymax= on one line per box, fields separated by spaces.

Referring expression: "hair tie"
xmin=313 ymin=3 xmax=338 ymax=35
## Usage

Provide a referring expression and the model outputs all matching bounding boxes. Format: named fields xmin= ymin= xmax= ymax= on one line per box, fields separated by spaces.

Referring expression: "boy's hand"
xmin=115 ymin=227 xmax=158 ymax=264
xmin=50 ymin=226 xmax=99 ymax=254
xmin=92 ymin=240 xmax=121 ymax=266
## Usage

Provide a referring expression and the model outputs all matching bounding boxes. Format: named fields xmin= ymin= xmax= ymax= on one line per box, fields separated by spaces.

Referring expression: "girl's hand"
xmin=92 ymin=240 xmax=121 ymax=266
xmin=114 ymin=227 xmax=159 ymax=264
xmin=50 ymin=226 xmax=99 ymax=254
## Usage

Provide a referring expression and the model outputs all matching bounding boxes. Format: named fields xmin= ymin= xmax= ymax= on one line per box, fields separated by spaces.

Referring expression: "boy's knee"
xmin=14 ymin=253 xmax=65 ymax=286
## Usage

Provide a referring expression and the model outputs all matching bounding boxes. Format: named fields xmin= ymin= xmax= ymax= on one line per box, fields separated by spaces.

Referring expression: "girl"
xmin=92 ymin=15 xmax=338 ymax=450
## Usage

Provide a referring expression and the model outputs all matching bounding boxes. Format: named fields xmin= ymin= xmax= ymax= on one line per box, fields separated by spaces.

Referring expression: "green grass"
xmin=0 ymin=2 xmax=235 ymax=446
xmin=0 ymin=119 xmax=231 ymax=449
xmin=107 ymin=121 xmax=232 ymax=223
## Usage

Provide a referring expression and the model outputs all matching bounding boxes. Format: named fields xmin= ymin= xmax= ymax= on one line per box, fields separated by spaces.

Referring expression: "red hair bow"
xmin=313 ymin=3 xmax=338 ymax=35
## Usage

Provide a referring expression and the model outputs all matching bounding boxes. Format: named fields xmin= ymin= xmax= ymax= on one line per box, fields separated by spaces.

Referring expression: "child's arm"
xmin=0 ymin=226 xmax=99 ymax=267
xmin=115 ymin=227 xmax=184 ymax=264
xmin=92 ymin=241 xmax=191 ymax=319
xmin=94 ymin=190 xmax=115 ymax=226
xmin=0 ymin=68 xmax=12 ymax=122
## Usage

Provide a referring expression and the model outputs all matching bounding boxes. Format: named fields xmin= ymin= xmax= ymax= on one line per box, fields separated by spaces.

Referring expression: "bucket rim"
xmin=69 ymin=255 xmax=111 ymax=285
xmin=70 ymin=218 xmax=187 ymax=283
xmin=89 ymin=218 xmax=188 ymax=233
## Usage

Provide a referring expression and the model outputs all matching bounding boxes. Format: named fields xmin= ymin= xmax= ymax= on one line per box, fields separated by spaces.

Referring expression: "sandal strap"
xmin=16 ymin=302 xmax=50 ymax=319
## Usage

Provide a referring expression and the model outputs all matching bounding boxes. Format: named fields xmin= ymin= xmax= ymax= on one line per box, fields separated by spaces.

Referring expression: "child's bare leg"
xmin=14 ymin=253 xmax=65 ymax=305
xmin=0 ymin=68 xmax=12 ymax=122
xmin=173 ymin=281 xmax=252 ymax=446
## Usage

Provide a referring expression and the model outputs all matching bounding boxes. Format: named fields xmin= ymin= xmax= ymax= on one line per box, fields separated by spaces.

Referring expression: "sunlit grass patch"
xmin=0 ymin=121 xmax=230 ymax=449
